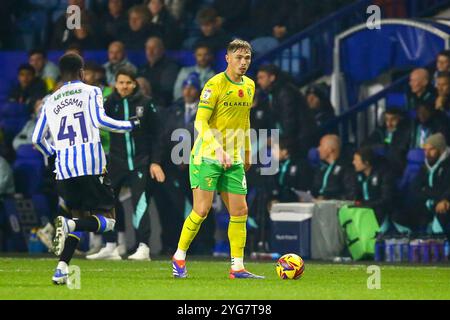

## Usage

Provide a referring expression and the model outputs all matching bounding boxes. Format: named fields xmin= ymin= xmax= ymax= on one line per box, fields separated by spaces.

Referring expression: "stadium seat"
xmin=307 ymin=147 xmax=320 ymax=168
xmin=386 ymin=93 xmax=407 ymax=109
xmin=13 ymin=145 xmax=45 ymax=195
xmin=398 ymin=148 xmax=425 ymax=191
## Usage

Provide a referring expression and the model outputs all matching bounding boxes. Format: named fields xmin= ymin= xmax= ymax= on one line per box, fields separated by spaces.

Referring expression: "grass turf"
xmin=0 ymin=256 xmax=449 ymax=300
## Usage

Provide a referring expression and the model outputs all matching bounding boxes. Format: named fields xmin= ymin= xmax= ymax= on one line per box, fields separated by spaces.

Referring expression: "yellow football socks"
xmin=228 ymin=215 xmax=247 ymax=259
xmin=177 ymin=210 xmax=206 ymax=251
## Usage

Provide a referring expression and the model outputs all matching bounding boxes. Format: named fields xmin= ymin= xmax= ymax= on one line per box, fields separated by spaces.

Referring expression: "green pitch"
xmin=0 ymin=256 xmax=449 ymax=300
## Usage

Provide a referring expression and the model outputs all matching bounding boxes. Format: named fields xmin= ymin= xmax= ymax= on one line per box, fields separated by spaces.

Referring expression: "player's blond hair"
xmin=227 ymin=39 xmax=252 ymax=54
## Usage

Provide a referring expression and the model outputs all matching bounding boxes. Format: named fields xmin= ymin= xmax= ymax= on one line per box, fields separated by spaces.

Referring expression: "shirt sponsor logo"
xmin=238 ymin=89 xmax=244 ymax=98
xmin=223 ymin=101 xmax=251 ymax=107
xmin=53 ymin=89 xmax=82 ymax=101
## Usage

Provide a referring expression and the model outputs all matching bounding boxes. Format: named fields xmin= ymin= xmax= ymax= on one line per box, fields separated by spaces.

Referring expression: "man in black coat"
xmin=256 ymin=64 xmax=317 ymax=159
xmin=363 ymin=108 xmax=411 ymax=174
xmin=409 ymin=133 xmax=450 ymax=238
xmin=138 ymin=36 xmax=180 ymax=108
xmin=86 ymin=67 xmax=165 ymax=261
xmin=311 ymin=134 xmax=353 ymax=200
xmin=350 ymin=147 xmax=395 ymax=227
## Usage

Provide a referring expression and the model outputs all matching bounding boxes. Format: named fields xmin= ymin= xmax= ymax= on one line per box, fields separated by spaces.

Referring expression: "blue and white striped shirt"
xmin=32 ymin=80 xmax=133 ymax=180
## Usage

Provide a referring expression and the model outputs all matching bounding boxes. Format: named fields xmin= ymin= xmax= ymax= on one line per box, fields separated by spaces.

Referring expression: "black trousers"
xmin=106 ymin=162 xmax=151 ymax=246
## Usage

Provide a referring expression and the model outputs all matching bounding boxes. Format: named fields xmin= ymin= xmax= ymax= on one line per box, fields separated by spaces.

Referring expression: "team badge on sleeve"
xmin=202 ymin=89 xmax=212 ymax=100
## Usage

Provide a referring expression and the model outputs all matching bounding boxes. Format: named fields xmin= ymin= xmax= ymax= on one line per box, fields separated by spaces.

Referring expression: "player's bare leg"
xmin=221 ymin=192 xmax=264 ymax=279
xmin=172 ymin=188 xmax=214 ymax=278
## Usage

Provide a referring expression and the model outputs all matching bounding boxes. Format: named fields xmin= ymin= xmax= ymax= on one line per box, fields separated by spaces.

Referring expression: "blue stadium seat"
xmin=398 ymin=148 xmax=425 ymax=191
xmin=13 ymin=145 xmax=45 ymax=195
xmin=307 ymin=147 xmax=320 ymax=168
xmin=386 ymin=93 xmax=406 ymax=109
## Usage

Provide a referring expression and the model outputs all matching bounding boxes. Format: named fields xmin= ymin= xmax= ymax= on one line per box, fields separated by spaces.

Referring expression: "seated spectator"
xmin=433 ymin=50 xmax=450 ymax=84
xmin=103 ymin=41 xmax=137 ymax=86
xmin=212 ymin=0 xmax=251 ymax=36
xmin=410 ymin=133 xmax=450 ymax=238
xmin=65 ymin=16 xmax=104 ymax=50
xmin=136 ymin=77 xmax=152 ymax=97
xmin=305 ymin=83 xmax=337 ymax=133
xmin=185 ymin=7 xmax=232 ymax=52
xmin=311 ymin=134 xmax=353 ymax=200
xmin=435 ymin=72 xmax=450 ymax=112
xmin=350 ymin=146 xmax=395 ymax=227
xmin=363 ymin=108 xmax=410 ymax=173
xmin=173 ymin=44 xmax=215 ymax=100
xmin=13 ymin=99 xmax=44 ymax=151
xmin=8 ymin=63 xmax=47 ymax=107
xmin=410 ymin=103 xmax=450 ymax=148
xmin=101 ymin=0 xmax=129 ymax=44
xmin=65 ymin=43 xmax=84 ymax=57
xmin=145 ymin=0 xmax=182 ymax=49
xmin=268 ymin=138 xmax=313 ymax=204
xmin=83 ymin=62 xmax=113 ymax=98
xmin=138 ymin=36 xmax=179 ymax=107
xmin=28 ymin=49 xmax=59 ymax=92
xmin=406 ymin=68 xmax=436 ymax=111
xmin=118 ymin=5 xmax=156 ymax=50
xmin=0 ymin=154 xmax=14 ymax=195
xmin=257 ymin=64 xmax=317 ymax=159
xmin=50 ymin=0 xmax=98 ymax=49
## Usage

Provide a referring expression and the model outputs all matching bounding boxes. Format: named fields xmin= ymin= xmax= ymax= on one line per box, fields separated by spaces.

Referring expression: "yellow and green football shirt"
xmin=191 ymin=72 xmax=254 ymax=164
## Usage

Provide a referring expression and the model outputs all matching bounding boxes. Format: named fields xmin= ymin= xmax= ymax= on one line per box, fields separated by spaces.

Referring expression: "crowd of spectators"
xmin=1 ymin=0 xmax=449 ymax=255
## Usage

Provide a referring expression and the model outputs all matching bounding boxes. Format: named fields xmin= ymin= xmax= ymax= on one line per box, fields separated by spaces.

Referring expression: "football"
xmin=276 ymin=253 xmax=305 ymax=280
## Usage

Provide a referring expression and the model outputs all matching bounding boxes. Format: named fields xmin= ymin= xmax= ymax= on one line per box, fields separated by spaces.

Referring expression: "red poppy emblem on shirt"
xmin=238 ymin=89 xmax=244 ymax=98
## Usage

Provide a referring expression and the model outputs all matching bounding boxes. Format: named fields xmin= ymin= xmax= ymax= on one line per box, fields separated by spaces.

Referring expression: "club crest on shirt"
xmin=202 ymin=89 xmax=212 ymax=100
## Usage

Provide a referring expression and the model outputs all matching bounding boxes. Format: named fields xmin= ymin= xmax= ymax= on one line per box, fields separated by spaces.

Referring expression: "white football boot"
xmin=86 ymin=244 xmax=122 ymax=260
xmin=53 ymin=216 xmax=70 ymax=256
xmin=128 ymin=243 xmax=151 ymax=261
xmin=52 ymin=262 xmax=68 ymax=285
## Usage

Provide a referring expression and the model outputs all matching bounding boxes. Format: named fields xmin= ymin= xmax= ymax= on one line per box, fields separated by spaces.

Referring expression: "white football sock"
xmin=67 ymin=219 xmax=76 ymax=232
xmin=57 ymin=261 xmax=68 ymax=272
xmin=173 ymin=249 xmax=186 ymax=261
xmin=231 ymin=257 xmax=244 ymax=271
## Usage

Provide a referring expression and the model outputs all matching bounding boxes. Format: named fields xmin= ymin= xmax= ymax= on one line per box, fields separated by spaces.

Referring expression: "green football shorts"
xmin=189 ymin=157 xmax=247 ymax=195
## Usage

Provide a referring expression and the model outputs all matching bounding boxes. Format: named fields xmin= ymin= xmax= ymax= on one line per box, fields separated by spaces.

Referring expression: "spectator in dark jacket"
xmin=410 ymin=133 xmax=450 ymax=238
xmin=138 ymin=36 xmax=180 ymax=107
xmin=186 ymin=7 xmax=232 ymax=52
xmin=410 ymin=103 xmax=450 ymax=149
xmin=268 ymin=137 xmax=313 ymax=203
xmin=101 ymin=0 xmax=129 ymax=44
xmin=364 ymin=108 xmax=411 ymax=173
xmin=305 ymin=83 xmax=337 ymax=134
xmin=257 ymin=64 xmax=317 ymax=158
xmin=406 ymin=68 xmax=436 ymax=111
xmin=433 ymin=50 xmax=450 ymax=84
xmin=435 ymin=72 xmax=450 ymax=112
xmin=145 ymin=0 xmax=182 ymax=49
xmin=312 ymin=134 xmax=353 ymax=200
xmin=351 ymin=146 xmax=395 ymax=226
xmin=9 ymin=63 xmax=47 ymax=108
xmin=118 ymin=5 xmax=158 ymax=50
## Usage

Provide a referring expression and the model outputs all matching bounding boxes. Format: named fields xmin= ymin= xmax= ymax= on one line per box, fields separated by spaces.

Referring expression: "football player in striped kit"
xmin=32 ymin=53 xmax=140 ymax=285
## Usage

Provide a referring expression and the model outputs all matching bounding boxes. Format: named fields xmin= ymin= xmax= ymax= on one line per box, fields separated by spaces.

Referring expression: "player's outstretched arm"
xmin=31 ymin=103 xmax=55 ymax=157
xmin=88 ymin=87 xmax=136 ymax=133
